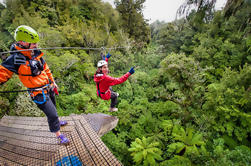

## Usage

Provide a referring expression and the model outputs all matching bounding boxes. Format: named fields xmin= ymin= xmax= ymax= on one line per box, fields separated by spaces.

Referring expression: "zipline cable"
xmin=0 ymin=89 xmax=31 ymax=93
xmin=0 ymin=45 xmax=130 ymax=93
xmin=0 ymin=46 xmax=130 ymax=55
xmin=0 ymin=87 xmax=51 ymax=93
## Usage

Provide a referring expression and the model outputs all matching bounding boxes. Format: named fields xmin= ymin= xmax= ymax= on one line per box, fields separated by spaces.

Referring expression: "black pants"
xmin=33 ymin=90 xmax=60 ymax=133
xmin=110 ymin=90 xmax=118 ymax=108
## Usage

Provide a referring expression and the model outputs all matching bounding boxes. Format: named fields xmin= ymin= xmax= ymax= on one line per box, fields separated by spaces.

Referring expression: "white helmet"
xmin=97 ymin=60 xmax=107 ymax=68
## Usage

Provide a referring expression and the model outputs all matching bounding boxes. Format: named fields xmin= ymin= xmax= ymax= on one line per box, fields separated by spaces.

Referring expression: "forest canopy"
xmin=0 ymin=0 xmax=251 ymax=165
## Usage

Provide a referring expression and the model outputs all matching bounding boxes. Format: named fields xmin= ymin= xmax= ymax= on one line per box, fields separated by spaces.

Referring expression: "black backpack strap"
xmin=14 ymin=54 xmax=27 ymax=65
xmin=19 ymin=58 xmax=45 ymax=77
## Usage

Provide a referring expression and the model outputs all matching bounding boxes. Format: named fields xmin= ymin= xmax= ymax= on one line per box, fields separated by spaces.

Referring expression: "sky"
xmin=103 ymin=0 xmax=228 ymax=23
xmin=0 ymin=0 xmax=227 ymax=23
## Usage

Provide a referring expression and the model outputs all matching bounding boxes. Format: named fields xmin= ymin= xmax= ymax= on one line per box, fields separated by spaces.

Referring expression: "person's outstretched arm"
xmin=0 ymin=65 xmax=13 ymax=85
xmin=0 ymin=54 xmax=19 ymax=85
xmin=105 ymin=67 xmax=135 ymax=86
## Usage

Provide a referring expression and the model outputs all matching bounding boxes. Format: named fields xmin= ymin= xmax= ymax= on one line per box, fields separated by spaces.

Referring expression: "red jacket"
xmin=94 ymin=72 xmax=131 ymax=100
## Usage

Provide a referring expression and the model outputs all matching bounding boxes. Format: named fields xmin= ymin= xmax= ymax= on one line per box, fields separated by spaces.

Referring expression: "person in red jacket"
xmin=94 ymin=53 xmax=135 ymax=112
xmin=0 ymin=25 xmax=69 ymax=145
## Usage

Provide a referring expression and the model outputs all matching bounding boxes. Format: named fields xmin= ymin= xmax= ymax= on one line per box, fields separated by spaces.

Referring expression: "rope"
xmin=0 ymin=46 xmax=130 ymax=55
xmin=0 ymin=87 xmax=50 ymax=93
xmin=0 ymin=85 xmax=49 ymax=93
xmin=0 ymin=89 xmax=30 ymax=93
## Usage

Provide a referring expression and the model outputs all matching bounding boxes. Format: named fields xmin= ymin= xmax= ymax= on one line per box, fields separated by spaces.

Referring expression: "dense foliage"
xmin=0 ymin=0 xmax=251 ymax=165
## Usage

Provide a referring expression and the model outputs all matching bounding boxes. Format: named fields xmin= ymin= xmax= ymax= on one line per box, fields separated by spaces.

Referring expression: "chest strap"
xmin=19 ymin=58 xmax=45 ymax=76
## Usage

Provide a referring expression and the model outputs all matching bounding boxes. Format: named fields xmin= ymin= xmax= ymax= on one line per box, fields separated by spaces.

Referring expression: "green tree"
xmin=159 ymin=53 xmax=207 ymax=122
xmin=202 ymin=64 xmax=251 ymax=143
xmin=115 ymin=0 xmax=150 ymax=46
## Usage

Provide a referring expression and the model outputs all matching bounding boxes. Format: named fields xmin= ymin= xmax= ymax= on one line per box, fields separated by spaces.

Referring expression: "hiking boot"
xmin=60 ymin=120 xmax=68 ymax=126
xmin=57 ymin=134 xmax=70 ymax=145
xmin=109 ymin=107 xmax=118 ymax=112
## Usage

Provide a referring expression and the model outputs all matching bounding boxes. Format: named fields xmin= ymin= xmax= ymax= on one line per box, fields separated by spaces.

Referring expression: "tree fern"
xmin=129 ymin=137 xmax=163 ymax=165
xmin=168 ymin=125 xmax=205 ymax=156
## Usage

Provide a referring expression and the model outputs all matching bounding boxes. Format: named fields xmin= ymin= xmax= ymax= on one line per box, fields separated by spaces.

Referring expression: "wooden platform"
xmin=0 ymin=115 xmax=122 ymax=166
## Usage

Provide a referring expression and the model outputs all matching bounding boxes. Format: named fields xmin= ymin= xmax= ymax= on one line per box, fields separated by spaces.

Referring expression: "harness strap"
xmin=28 ymin=84 xmax=50 ymax=91
xmin=28 ymin=84 xmax=50 ymax=105
xmin=97 ymin=82 xmax=107 ymax=98
xmin=32 ymin=90 xmax=46 ymax=104
xmin=19 ymin=74 xmax=34 ymax=76
xmin=0 ymin=84 xmax=50 ymax=93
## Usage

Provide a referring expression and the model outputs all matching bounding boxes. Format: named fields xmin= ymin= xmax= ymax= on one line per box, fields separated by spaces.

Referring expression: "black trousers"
xmin=33 ymin=90 xmax=60 ymax=133
xmin=110 ymin=90 xmax=118 ymax=108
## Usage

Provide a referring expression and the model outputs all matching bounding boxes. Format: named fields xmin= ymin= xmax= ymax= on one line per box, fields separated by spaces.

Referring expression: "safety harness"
xmin=0 ymin=84 xmax=51 ymax=104
xmin=96 ymin=82 xmax=106 ymax=98
xmin=28 ymin=84 xmax=51 ymax=104
xmin=14 ymin=45 xmax=45 ymax=77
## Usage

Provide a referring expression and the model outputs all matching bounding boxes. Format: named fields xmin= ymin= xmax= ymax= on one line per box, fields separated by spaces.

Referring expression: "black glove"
xmin=129 ymin=67 xmax=135 ymax=74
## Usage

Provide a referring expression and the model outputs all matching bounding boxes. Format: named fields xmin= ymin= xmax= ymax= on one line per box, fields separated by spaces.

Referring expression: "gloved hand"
xmin=106 ymin=53 xmax=111 ymax=59
xmin=129 ymin=67 xmax=135 ymax=75
xmin=53 ymin=87 xmax=59 ymax=95
xmin=53 ymin=82 xmax=59 ymax=95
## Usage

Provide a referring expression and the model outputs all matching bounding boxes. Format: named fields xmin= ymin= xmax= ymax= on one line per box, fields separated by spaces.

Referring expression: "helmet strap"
xmin=97 ymin=68 xmax=103 ymax=74
xmin=17 ymin=41 xmax=29 ymax=49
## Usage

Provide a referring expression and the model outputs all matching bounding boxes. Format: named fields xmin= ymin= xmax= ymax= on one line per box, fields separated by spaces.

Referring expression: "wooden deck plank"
xmin=0 ymin=130 xmax=58 ymax=144
xmin=69 ymin=125 xmax=96 ymax=165
xmin=0 ymin=115 xmax=121 ymax=166
xmin=2 ymin=115 xmax=73 ymax=122
xmin=57 ymin=145 xmax=70 ymax=165
xmin=0 ymin=148 xmax=45 ymax=165
xmin=0 ymin=122 xmax=74 ymax=132
xmin=49 ymin=148 xmax=62 ymax=166
xmin=79 ymin=118 xmax=122 ymax=166
xmin=0 ymin=118 xmax=75 ymax=126
xmin=0 ymin=142 xmax=53 ymax=161
xmin=0 ymin=156 xmax=20 ymax=166
xmin=72 ymin=115 xmax=109 ymax=166
xmin=0 ymin=135 xmax=58 ymax=151
xmin=0 ymin=122 xmax=50 ymax=131
xmin=2 ymin=115 xmax=47 ymax=121
xmin=0 ymin=125 xmax=55 ymax=137
xmin=65 ymin=131 xmax=86 ymax=166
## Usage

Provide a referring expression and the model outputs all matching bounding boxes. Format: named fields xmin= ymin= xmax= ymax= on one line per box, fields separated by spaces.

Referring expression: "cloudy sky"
xmin=103 ymin=0 xmax=227 ymax=23
xmin=0 ymin=0 xmax=227 ymax=23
